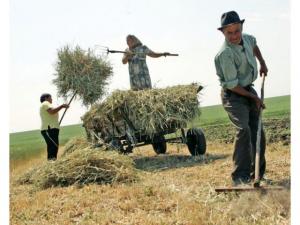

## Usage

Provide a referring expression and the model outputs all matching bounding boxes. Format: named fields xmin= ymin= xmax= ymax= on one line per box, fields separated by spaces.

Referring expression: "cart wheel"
xmin=122 ymin=144 xmax=133 ymax=154
xmin=152 ymin=135 xmax=167 ymax=154
xmin=186 ymin=128 xmax=206 ymax=156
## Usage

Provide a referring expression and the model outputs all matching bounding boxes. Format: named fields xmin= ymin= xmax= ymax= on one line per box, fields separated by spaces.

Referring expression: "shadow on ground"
xmin=271 ymin=178 xmax=291 ymax=188
xmin=133 ymin=153 xmax=229 ymax=172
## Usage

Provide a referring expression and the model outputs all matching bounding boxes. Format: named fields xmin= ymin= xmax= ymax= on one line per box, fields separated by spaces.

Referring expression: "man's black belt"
xmin=224 ymin=84 xmax=252 ymax=94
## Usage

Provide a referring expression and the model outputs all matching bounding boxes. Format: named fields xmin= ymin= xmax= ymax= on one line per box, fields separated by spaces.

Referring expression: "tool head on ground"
xmin=215 ymin=185 xmax=285 ymax=193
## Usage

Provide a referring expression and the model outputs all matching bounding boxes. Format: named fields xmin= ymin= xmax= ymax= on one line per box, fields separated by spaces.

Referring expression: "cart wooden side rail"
xmin=84 ymin=114 xmax=206 ymax=156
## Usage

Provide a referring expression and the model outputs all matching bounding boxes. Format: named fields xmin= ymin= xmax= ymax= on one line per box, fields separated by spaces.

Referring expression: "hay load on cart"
xmin=82 ymin=84 xmax=206 ymax=156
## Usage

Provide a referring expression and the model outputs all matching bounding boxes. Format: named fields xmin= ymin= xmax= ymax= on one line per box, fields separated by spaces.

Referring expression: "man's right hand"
xmin=61 ymin=104 xmax=69 ymax=109
xmin=230 ymin=85 xmax=265 ymax=110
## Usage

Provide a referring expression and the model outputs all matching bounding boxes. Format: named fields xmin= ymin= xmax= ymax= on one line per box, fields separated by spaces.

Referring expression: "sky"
xmin=9 ymin=0 xmax=290 ymax=133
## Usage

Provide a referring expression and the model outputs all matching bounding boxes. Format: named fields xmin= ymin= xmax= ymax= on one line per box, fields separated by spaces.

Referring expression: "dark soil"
xmin=202 ymin=116 xmax=290 ymax=145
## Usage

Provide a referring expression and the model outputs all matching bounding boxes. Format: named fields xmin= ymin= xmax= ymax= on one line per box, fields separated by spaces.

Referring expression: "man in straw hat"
xmin=214 ymin=11 xmax=268 ymax=186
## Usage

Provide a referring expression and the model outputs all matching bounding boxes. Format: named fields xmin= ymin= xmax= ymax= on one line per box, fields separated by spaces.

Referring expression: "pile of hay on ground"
xmin=82 ymin=83 xmax=202 ymax=138
xmin=53 ymin=45 xmax=113 ymax=106
xmin=17 ymin=138 xmax=137 ymax=189
xmin=61 ymin=136 xmax=90 ymax=156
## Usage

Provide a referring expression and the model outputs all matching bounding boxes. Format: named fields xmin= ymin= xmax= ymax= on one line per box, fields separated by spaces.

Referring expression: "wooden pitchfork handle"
xmin=165 ymin=53 xmax=179 ymax=56
xmin=59 ymin=91 xmax=77 ymax=126
xmin=253 ymin=75 xmax=266 ymax=187
xmin=108 ymin=49 xmax=179 ymax=56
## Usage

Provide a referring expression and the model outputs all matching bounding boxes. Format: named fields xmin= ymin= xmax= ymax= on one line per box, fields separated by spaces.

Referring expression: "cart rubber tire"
xmin=186 ymin=128 xmax=206 ymax=156
xmin=152 ymin=135 xmax=167 ymax=154
xmin=123 ymin=144 xmax=133 ymax=154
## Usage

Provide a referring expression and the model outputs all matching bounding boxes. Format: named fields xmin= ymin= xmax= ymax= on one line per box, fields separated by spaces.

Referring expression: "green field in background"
xmin=194 ymin=95 xmax=290 ymax=127
xmin=10 ymin=95 xmax=290 ymax=162
xmin=10 ymin=124 xmax=86 ymax=161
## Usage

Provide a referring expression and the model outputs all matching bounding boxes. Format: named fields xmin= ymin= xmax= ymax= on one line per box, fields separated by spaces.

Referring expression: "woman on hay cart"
xmin=122 ymin=34 xmax=171 ymax=90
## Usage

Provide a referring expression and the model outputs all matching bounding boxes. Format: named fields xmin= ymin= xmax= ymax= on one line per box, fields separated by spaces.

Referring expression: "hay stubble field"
xmin=10 ymin=95 xmax=290 ymax=225
xmin=10 ymin=143 xmax=290 ymax=225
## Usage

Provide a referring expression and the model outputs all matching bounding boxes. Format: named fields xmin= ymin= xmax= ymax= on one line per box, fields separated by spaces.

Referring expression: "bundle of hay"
xmin=53 ymin=45 xmax=113 ymax=106
xmin=18 ymin=138 xmax=137 ymax=189
xmin=61 ymin=136 xmax=90 ymax=156
xmin=82 ymin=83 xmax=202 ymax=138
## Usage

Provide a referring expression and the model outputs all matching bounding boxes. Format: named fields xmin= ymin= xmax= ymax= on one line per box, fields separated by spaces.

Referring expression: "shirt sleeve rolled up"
xmin=215 ymin=50 xmax=239 ymax=89
xmin=248 ymin=35 xmax=257 ymax=48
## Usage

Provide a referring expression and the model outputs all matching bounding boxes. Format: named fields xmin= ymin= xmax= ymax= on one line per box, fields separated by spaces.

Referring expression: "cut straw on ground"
xmin=17 ymin=138 xmax=137 ymax=189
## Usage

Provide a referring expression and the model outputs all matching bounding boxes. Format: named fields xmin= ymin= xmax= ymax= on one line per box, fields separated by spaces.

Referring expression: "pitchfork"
xmin=94 ymin=45 xmax=179 ymax=56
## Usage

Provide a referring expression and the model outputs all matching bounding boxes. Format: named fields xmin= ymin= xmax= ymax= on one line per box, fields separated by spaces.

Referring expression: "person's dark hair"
xmin=126 ymin=34 xmax=142 ymax=49
xmin=40 ymin=93 xmax=51 ymax=103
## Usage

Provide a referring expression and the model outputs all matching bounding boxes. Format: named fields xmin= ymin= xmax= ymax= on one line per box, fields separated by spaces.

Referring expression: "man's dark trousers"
xmin=221 ymin=86 xmax=266 ymax=182
xmin=41 ymin=127 xmax=59 ymax=160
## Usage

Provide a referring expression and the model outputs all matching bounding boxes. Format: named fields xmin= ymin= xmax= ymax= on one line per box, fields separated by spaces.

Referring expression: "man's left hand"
xmin=260 ymin=62 xmax=268 ymax=77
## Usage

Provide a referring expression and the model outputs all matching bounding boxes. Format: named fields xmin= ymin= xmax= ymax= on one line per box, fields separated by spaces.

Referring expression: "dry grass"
xmin=16 ymin=139 xmax=137 ymax=190
xmin=61 ymin=137 xmax=90 ymax=157
xmin=10 ymin=142 xmax=290 ymax=225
